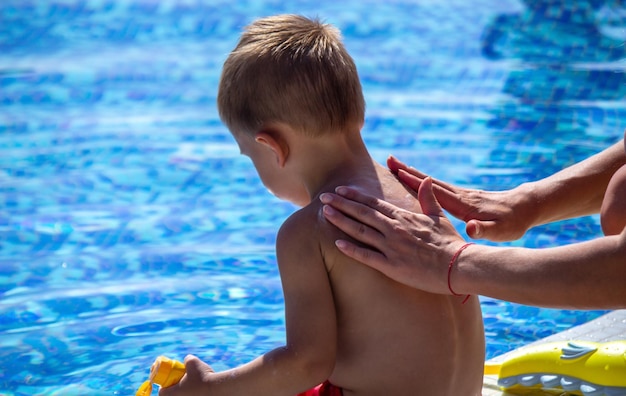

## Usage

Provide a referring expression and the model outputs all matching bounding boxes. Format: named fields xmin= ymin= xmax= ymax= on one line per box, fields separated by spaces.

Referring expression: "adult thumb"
xmin=466 ymin=219 xmax=502 ymax=240
xmin=417 ymin=177 xmax=444 ymax=216
xmin=465 ymin=220 xmax=483 ymax=239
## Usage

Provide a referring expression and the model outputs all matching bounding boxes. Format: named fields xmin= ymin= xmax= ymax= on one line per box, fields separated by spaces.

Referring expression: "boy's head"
xmin=217 ymin=14 xmax=365 ymax=138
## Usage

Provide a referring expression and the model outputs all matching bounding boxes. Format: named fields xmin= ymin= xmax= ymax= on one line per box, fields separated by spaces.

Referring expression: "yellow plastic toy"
xmin=484 ymin=340 xmax=626 ymax=395
xmin=136 ymin=356 xmax=186 ymax=396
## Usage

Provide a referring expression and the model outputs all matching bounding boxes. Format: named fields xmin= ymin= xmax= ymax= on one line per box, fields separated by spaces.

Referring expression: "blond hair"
xmin=217 ymin=14 xmax=365 ymax=137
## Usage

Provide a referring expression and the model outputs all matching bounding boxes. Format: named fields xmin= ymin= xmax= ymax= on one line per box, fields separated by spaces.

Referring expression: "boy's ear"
xmin=255 ymin=130 xmax=289 ymax=167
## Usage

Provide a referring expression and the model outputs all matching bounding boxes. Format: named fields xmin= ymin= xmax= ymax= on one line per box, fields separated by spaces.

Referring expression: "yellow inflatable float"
xmin=484 ymin=340 xmax=626 ymax=395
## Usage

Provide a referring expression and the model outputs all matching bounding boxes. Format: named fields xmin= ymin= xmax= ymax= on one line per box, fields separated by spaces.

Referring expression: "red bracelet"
xmin=447 ymin=242 xmax=474 ymax=304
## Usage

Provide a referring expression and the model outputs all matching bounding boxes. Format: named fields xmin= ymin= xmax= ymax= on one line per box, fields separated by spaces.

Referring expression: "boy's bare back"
xmin=277 ymin=161 xmax=485 ymax=395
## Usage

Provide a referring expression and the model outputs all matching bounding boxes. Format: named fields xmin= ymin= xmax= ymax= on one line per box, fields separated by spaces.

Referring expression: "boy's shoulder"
xmin=277 ymin=200 xmax=325 ymax=243
xmin=275 ymin=200 xmax=332 ymax=271
xmin=277 ymin=197 xmax=342 ymax=249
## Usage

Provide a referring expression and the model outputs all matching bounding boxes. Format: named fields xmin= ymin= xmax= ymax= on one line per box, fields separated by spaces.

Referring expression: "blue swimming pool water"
xmin=1 ymin=0 xmax=625 ymax=394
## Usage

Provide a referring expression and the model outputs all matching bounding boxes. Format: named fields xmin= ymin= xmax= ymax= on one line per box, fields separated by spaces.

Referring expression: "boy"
xmin=160 ymin=14 xmax=485 ymax=396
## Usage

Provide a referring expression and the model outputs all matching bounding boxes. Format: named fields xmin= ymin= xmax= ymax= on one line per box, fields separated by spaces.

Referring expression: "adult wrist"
xmin=447 ymin=242 xmax=475 ymax=301
xmin=512 ymin=181 xmax=542 ymax=231
xmin=451 ymin=243 xmax=500 ymax=299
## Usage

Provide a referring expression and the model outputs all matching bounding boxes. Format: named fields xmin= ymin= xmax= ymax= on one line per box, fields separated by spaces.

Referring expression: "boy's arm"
xmin=160 ymin=211 xmax=337 ymax=396
xmin=275 ymin=211 xmax=338 ymax=385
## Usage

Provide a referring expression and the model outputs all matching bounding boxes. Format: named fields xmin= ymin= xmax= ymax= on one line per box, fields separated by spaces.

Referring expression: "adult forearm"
xmin=522 ymin=140 xmax=626 ymax=228
xmin=455 ymin=230 xmax=626 ymax=309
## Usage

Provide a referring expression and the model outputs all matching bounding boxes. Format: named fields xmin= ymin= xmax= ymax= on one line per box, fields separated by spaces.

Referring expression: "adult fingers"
xmin=322 ymin=203 xmax=386 ymax=248
xmin=388 ymin=157 xmax=432 ymax=193
xmin=394 ymin=167 xmax=462 ymax=205
xmin=389 ymin=156 xmax=456 ymax=195
xmin=397 ymin=169 xmax=479 ymax=223
xmin=395 ymin=168 xmax=423 ymax=192
xmin=334 ymin=239 xmax=389 ymax=270
xmin=321 ymin=187 xmax=402 ymax=222
xmin=388 ymin=155 xmax=429 ymax=178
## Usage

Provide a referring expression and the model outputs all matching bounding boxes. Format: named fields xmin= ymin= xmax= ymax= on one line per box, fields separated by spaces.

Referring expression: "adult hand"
xmin=158 ymin=355 xmax=215 ymax=396
xmin=388 ymin=156 xmax=534 ymax=242
xmin=320 ymin=177 xmax=466 ymax=294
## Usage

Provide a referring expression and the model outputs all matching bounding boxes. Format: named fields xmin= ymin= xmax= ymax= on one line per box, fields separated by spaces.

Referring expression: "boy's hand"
xmin=158 ymin=355 xmax=214 ymax=396
xmin=388 ymin=156 xmax=532 ymax=241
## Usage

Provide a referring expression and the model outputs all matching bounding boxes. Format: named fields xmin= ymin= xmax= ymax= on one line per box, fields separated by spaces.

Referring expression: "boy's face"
xmin=233 ymin=131 xmax=308 ymax=206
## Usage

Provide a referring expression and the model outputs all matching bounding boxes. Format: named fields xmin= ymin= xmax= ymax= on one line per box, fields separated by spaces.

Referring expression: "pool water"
xmin=1 ymin=0 xmax=624 ymax=394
